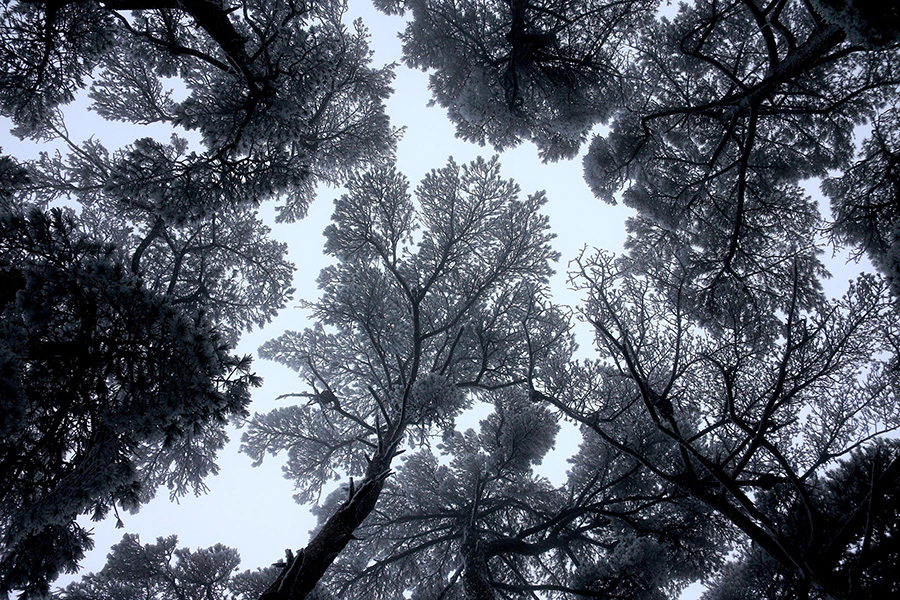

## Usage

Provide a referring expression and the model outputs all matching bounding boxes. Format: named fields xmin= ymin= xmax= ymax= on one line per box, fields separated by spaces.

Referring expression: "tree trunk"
xmin=461 ymin=531 xmax=496 ymax=600
xmin=259 ymin=448 xmax=396 ymax=600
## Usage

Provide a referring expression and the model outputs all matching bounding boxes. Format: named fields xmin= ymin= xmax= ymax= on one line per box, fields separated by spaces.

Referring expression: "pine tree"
xmin=241 ymin=156 xmax=562 ymax=598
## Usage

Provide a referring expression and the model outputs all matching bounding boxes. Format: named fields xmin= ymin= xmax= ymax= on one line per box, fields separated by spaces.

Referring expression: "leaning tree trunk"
xmin=259 ymin=441 xmax=400 ymax=600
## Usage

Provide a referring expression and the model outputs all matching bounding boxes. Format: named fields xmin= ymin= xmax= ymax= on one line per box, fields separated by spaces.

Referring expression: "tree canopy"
xmin=56 ymin=533 xmax=277 ymax=600
xmin=2 ymin=0 xmax=899 ymax=599
xmin=240 ymin=156 xmax=562 ymax=598
xmin=0 ymin=204 xmax=258 ymax=597
xmin=383 ymin=0 xmax=900 ymax=291
xmin=2 ymin=0 xmax=398 ymax=219
xmin=545 ymin=248 xmax=899 ymax=599
xmin=315 ymin=391 xmax=717 ymax=599
xmin=0 ymin=0 xmax=401 ymax=594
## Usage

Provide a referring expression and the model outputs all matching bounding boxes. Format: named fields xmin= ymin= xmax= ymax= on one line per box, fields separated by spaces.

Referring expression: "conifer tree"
xmin=241 ymin=156 xmax=562 ymax=598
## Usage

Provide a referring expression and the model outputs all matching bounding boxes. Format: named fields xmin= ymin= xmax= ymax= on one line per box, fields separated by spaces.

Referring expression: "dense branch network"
xmin=240 ymin=157 xmax=561 ymax=599
xmin=0 ymin=0 xmax=396 ymax=594
xmin=3 ymin=1 xmax=900 ymax=599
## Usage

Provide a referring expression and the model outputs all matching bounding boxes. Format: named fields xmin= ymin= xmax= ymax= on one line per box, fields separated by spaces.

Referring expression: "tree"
xmin=0 ymin=1 xmax=398 ymax=592
xmin=55 ymin=533 xmax=276 ymax=600
xmin=582 ymin=0 xmax=898 ymax=305
xmin=314 ymin=391 xmax=566 ymax=599
xmin=376 ymin=0 xmax=656 ymax=161
xmin=239 ymin=156 xmax=561 ymax=599
xmin=380 ymin=0 xmax=900 ymax=291
xmin=539 ymin=247 xmax=900 ymax=599
xmin=824 ymin=106 xmax=900 ymax=295
xmin=312 ymin=390 xmax=718 ymax=599
xmin=2 ymin=0 xmax=398 ymax=219
xmin=0 ymin=205 xmax=258 ymax=598
xmin=10 ymin=2 xmax=899 ymax=598
xmin=0 ymin=0 xmax=397 ymax=582
xmin=0 ymin=0 xmax=397 ymax=593
xmin=384 ymin=2 xmax=900 ymax=596
xmin=703 ymin=440 xmax=900 ymax=600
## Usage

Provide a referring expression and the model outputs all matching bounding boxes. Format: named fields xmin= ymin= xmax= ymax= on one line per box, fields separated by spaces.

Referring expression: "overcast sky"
xmin=0 ymin=2 xmax=624 ymax=587
xmin=2 ymin=3 xmax=867 ymax=598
